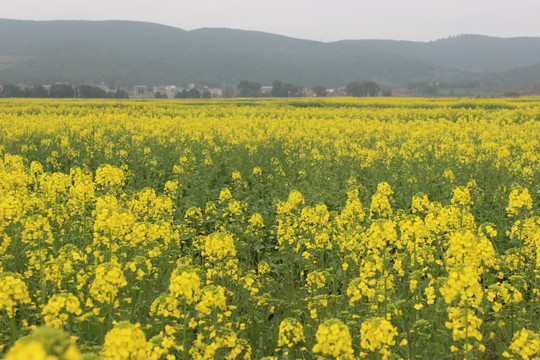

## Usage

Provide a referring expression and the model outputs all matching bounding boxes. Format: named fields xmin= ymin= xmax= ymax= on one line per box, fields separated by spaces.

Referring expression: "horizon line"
xmin=2 ymin=17 xmax=540 ymax=43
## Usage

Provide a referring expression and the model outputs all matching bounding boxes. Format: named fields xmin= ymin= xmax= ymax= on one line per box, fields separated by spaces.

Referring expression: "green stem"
xmin=107 ymin=297 xmax=113 ymax=332
xmin=182 ymin=304 xmax=188 ymax=360
xmin=39 ymin=245 xmax=46 ymax=310
xmin=9 ymin=315 xmax=18 ymax=342
xmin=465 ymin=305 xmax=470 ymax=360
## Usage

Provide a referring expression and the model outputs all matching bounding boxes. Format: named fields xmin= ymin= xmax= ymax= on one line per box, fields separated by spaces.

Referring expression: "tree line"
xmin=1 ymin=81 xmax=392 ymax=99
xmin=236 ymin=80 xmax=308 ymax=97
xmin=0 ymin=84 xmax=128 ymax=98
xmin=237 ymin=80 xmax=391 ymax=97
xmin=172 ymin=88 xmax=213 ymax=99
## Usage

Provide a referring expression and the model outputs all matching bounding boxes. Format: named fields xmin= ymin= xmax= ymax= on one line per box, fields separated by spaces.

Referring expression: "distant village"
xmin=132 ymin=83 xmax=346 ymax=98
xmin=0 ymin=81 xmax=372 ymax=99
xmin=133 ymin=84 xmax=222 ymax=99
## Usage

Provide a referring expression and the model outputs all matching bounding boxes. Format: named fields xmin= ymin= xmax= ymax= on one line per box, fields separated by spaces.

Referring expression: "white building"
xmin=261 ymin=86 xmax=273 ymax=95
xmin=208 ymin=88 xmax=222 ymax=98
xmin=133 ymin=85 xmax=149 ymax=98
xmin=153 ymin=85 xmax=177 ymax=98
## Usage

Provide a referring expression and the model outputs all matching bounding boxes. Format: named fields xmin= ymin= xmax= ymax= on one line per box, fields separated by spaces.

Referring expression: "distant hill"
xmin=1 ymin=19 xmax=540 ymax=93
xmin=342 ymin=35 xmax=540 ymax=73
xmin=486 ymin=62 xmax=540 ymax=89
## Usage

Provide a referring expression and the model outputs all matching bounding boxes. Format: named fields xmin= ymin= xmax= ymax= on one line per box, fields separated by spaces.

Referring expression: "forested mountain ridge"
xmin=1 ymin=19 xmax=539 ymax=93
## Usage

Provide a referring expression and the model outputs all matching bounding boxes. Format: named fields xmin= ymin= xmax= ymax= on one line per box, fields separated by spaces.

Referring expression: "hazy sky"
xmin=2 ymin=0 xmax=540 ymax=42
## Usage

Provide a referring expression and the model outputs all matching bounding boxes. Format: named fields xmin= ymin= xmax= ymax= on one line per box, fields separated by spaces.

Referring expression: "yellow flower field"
xmin=0 ymin=97 xmax=539 ymax=359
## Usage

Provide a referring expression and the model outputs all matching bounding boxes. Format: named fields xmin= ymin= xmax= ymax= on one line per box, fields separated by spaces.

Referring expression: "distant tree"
xmin=287 ymin=83 xmax=304 ymax=97
xmin=89 ymin=86 xmax=108 ymax=98
xmin=114 ymin=90 xmax=129 ymax=99
xmin=0 ymin=83 xmax=23 ymax=97
xmin=21 ymin=88 xmax=32 ymax=97
xmin=222 ymin=86 xmax=235 ymax=98
xmin=155 ymin=91 xmax=164 ymax=99
xmin=237 ymin=80 xmax=261 ymax=97
xmin=346 ymin=81 xmax=380 ymax=97
xmin=364 ymin=82 xmax=380 ymax=96
xmin=312 ymin=85 xmax=327 ymax=97
xmin=176 ymin=88 xmax=199 ymax=98
xmin=381 ymin=87 xmax=392 ymax=97
xmin=30 ymin=85 xmax=49 ymax=98
xmin=272 ymin=80 xmax=304 ymax=97
xmin=271 ymin=81 xmax=284 ymax=97
xmin=202 ymin=90 xmax=212 ymax=99
xmin=346 ymin=82 xmax=361 ymax=96
xmin=77 ymin=85 xmax=93 ymax=98
xmin=76 ymin=85 xmax=108 ymax=98
xmin=357 ymin=82 xmax=374 ymax=96
xmin=188 ymin=88 xmax=201 ymax=98
xmin=50 ymin=84 xmax=74 ymax=98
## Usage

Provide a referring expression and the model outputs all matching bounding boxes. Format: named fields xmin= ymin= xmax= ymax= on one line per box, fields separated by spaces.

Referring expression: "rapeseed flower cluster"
xmin=312 ymin=319 xmax=354 ymax=359
xmin=370 ymin=182 xmax=394 ymax=219
xmin=0 ymin=272 xmax=31 ymax=317
xmin=195 ymin=285 xmax=227 ymax=316
xmin=168 ymin=266 xmax=201 ymax=305
xmin=503 ymin=328 xmax=540 ymax=359
xmin=89 ymin=262 xmax=127 ymax=304
xmin=360 ymin=317 xmax=398 ymax=359
xmin=506 ymin=187 xmax=533 ymax=217
xmin=190 ymin=327 xmax=251 ymax=360
xmin=101 ymin=321 xmax=152 ymax=360
xmin=42 ymin=293 xmax=82 ymax=328
xmin=95 ymin=164 xmax=125 ymax=188
xmin=5 ymin=327 xmax=81 ymax=360
xmin=200 ymin=231 xmax=237 ymax=261
xmin=277 ymin=318 xmax=305 ymax=349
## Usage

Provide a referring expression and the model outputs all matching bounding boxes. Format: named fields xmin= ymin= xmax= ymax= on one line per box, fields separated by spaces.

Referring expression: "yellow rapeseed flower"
xmin=0 ymin=272 xmax=31 ymax=317
xmin=101 ymin=321 xmax=152 ymax=360
xmin=277 ymin=318 xmax=305 ymax=349
xmin=312 ymin=319 xmax=354 ymax=359
xmin=6 ymin=327 xmax=81 ymax=360
xmin=360 ymin=316 xmax=398 ymax=359
xmin=42 ymin=292 xmax=82 ymax=328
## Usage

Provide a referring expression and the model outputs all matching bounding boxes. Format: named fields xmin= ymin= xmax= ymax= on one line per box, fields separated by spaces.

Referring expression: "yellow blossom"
xmin=312 ymin=319 xmax=354 ymax=359
xmin=101 ymin=321 xmax=153 ymax=360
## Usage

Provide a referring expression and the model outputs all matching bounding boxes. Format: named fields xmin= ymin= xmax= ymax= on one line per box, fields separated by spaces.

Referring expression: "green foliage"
xmin=49 ymin=84 xmax=74 ymax=98
xmin=346 ymin=81 xmax=380 ymax=97
xmin=175 ymin=88 xmax=201 ymax=98
xmin=272 ymin=81 xmax=304 ymax=97
xmin=312 ymin=85 xmax=327 ymax=97
xmin=237 ymin=80 xmax=261 ymax=97
xmin=30 ymin=85 xmax=49 ymax=98
xmin=77 ymin=85 xmax=108 ymax=98
xmin=0 ymin=83 xmax=23 ymax=97
xmin=113 ymin=90 xmax=129 ymax=99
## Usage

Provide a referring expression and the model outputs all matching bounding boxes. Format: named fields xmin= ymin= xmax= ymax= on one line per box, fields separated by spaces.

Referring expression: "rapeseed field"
xmin=0 ymin=97 xmax=539 ymax=359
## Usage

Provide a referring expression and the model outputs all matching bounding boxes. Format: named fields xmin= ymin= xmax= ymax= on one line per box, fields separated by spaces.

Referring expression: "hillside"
xmin=342 ymin=35 xmax=540 ymax=73
xmin=1 ymin=19 xmax=540 ymax=92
